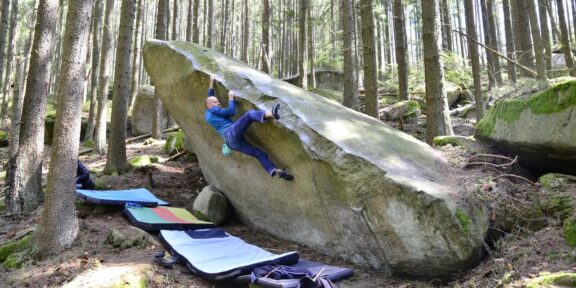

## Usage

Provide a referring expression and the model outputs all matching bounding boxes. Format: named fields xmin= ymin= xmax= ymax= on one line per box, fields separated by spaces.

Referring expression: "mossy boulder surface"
xmin=475 ymin=80 xmax=576 ymax=174
xmin=143 ymin=40 xmax=488 ymax=278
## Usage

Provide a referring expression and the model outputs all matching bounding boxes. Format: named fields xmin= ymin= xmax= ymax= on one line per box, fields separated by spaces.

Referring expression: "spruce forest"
xmin=1 ymin=0 xmax=576 ymax=287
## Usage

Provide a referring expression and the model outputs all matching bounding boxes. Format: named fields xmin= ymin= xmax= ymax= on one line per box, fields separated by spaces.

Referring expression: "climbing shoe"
xmin=274 ymin=169 xmax=294 ymax=181
xmin=271 ymin=103 xmax=281 ymax=120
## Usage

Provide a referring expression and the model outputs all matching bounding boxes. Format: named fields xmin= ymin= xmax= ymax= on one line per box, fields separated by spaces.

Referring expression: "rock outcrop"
xmin=476 ymin=80 xmax=576 ymax=175
xmin=131 ymin=85 xmax=167 ymax=135
xmin=143 ymin=40 xmax=488 ymax=278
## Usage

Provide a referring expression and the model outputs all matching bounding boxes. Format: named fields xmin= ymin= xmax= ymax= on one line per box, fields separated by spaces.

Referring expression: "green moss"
xmin=0 ymin=234 xmax=32 ymax=268
xmin=539 ymin=173 xmax=568 ymax=189
xmin=541 ymin=196 xmax=574 ymax=221
xmin=455 ymin=208 xmax=471 ymax=234
xmin=526 ymin=272 xmax=576 ymax=288
xmin=0 ymin=202 xmax=5 ymax=213
xmin=433 ymin=136 xmax=463 ymax=147
xmin=563 ymin=217 xmax=576 ymax=247
xmin=402 ymin=100 xmax=421 ymax=119
xmin=82 ymin=140 xmax=95 ymax=148
xmin=476 ymin=80 xmax=576 ymax=136
xmin=129 ymin=155 xmax=159 ymax=168
xmin=164 ymin=130 xmax=185 ymax=155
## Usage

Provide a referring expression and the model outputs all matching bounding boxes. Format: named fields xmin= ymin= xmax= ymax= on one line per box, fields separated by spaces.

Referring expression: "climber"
xmin=77 ymin=160 xmax=96 ymax=189
xmin=204 ymin=77 xmax=294 ymax=181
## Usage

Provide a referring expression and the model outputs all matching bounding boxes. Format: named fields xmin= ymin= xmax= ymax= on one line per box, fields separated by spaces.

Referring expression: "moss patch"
xmin=129 ymin=155 xmax=159 ymax=168
xmin=455 ymin=209 xmax=471 ymax=234
xmin=526 ymin=272 xmax=576 ymax=288
xmin=433 ymin=136 xmax=463 ymax=147
xmin=0 ymin=202 xmax=5 ymax=213
xmin=539 ymin=173 xmax=569 ymax=189
xmin=0 ymin=234 xmax=32 ymax=268
xmin=476 ymin=80 xmax=576 ymax=137
xmin=563 ymin=217 xmax=576 ymax=247
xmin=402 ymin=100 xmax=421 ymax=119
xmin=0 ymin=130 xmax=8 ymax=147
xmin=164 ymin=130 xmax=185 ymax=156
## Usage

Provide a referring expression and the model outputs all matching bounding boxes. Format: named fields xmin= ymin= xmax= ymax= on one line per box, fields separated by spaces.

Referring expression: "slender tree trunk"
xmin=502 ymin=0 xmax=517 ymax=83
xmin=186 ymin=0 xmax=192 ymax=41
xmin=152 ymin=0 xmax=168 ymax=140
xmin=307 ymin=0 xmax=315 ymax=88
xmin=0 ymin=0 xmax=18 ymax=126
xmin=480 ymin=0 xmax=496 ymax=88
xmin=241 ymin=0 xmax=248 ymax=62
xmin=539 ymin=0 xmax=553 ymax=72
xmin=440 ymin=0 xmax=453 ymax=51
xmin=422 ymin=0 xmax=453 ymax=145
xmin=5 ymin=0 xmax=58 ymax=214
xmin=513 ymin=0 xmax=535 ymax=74
xmin=193 ymin=0 xmax=199 ymax=43
xmin=8 ymin=57 xmax=24 ymax=159
xmin=526 ymin=0 xmax=547 ymax=80
xmin=206 ymin=0 xmax=213 ymax=48
xmin=34 ymin=0 xmax=93 ymax=259
xmin=0 ymin=0 xmax=11 ymax=120
xmin=262 ymin=0 xmax=271 ymax=73
xmin=94 ymin=0 xmax=114 ymax=154
xmin=172 ymin=0 xmax=178 ymax=40
xmin=464 ymin=0 xmax=483 ymax=118
xmin=341 ymin=0 xmax=359 ymax=109
xmin=394 ymin=0 xmax=409 ymax=101
xmin=297 ymin=0 xmax=307 ymax=88
xmin=129 ymin=0 xmax=143 ymax=111
xmin=105 ymin=0 xmax=135 ymax=174
xmin=84 ymin=0 xmax=103 ymax=142
xmin=360 ymin=0 xmax=378 ymax=118
xmin=556 ymin=0 xmax=576 ymax=74
xmin=486 ymin=0 xmax=502 ymax=85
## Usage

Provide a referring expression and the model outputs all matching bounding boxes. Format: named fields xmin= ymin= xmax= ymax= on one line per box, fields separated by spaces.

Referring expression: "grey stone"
xmin=192 ymin=185 xmax=229 ymax=226
xmin=143 ymin=40 xmax=488 ymax=278
xmin=131 ymin=85 xmax=168 ymax=135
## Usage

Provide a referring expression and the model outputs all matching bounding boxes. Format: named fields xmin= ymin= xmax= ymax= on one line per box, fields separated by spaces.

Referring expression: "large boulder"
xmin=131 ymin=85 xmax=168 ymax=135
xmin=143 ymin=40 xmax=488 ymax=278
xmin=475 ymin=80 xmax=576 ymax=175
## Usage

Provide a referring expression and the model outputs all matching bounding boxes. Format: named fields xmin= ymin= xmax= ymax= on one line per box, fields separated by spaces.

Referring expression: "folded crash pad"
xmin=231 ymin=259 xmax=353 ymax=288
xmin=159 ymin=229 xmax=299 ymax=281
xmin=124 ymin=205 xmax=214 ymax=231
xmin=75 ymin=188 xmax=168 ymax=206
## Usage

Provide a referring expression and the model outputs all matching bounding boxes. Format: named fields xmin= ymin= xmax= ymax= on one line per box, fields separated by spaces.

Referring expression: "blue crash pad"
xmin=159 ymin=229 xmax=299 ymax=281
xmin=75 ymin=188 xmax=168 ymax=206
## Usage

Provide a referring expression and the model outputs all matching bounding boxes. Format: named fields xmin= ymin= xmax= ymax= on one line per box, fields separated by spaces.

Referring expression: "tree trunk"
xmin=105 ymin=0 xmax=135 ymax=175
xmin=307 ymin=0 xmax=315 ymax=88
xmin=241 ymin=0 xmax=248 ymax=62
xmin=526 ymin=0 xmax=547 ymax=80
xmin=34 ymin=0 xmax=93 ymax=259
xmin=422 ymin=0 xmax=453 ymax=145
xmin=0 ymin=0 xmax=11 ymax=120
xmin=360 ymin=0 xmax=378 ymax=118
xmin=129 ymin=0 xmax=143 ymax=111
xmin=513 ymin=0 xmax=535 ymax=74
xmin=84 ymin=0 xmax=103 ymax=142
xmin=94 ymin=0 xmax=114 ymax=154
xmin=394 ymin=0 xmax=409 ymax=101
xmin=186 ymin=0 xmax=192 ymax=41
xmin=0 ymin=0 xmax=18 ymax=126
xmin=480 ymin=0 xmax=496 ymax=88
xmin=8 ymin=57 xmax=24 ymax=159
xmin=152 ymin=0 xmax=168 ymax=140
xmin=463 ymin=0 xmax=483 ymax=119
xmin=262 ymin=0 xmax=271 ymax=73
xmin=486 ymin=0 xmax=502 ymax=85
xmin=556 ymin=0 xmax=576 ymax=74
xmin=5 ymin=0 xmax=58 ymax=214
xmin=341 ymin=0 xmax=359 ymax=109
xmin=172 ymin=0 xmax=178 ymax=40
xmin=502 ymin=0 xmax=516 ymax=83
xmin=193 ymin=0 xmax=199 ymax=43
xmin=440 ymin=0 xmax=453 ymax=51
xmin=538 ymin=0 xmax=553 ymax=73
xmin=206 ymin=0 xmax=213 ymax=48
xmin=297 ymin=0 xmax=307 ymax=88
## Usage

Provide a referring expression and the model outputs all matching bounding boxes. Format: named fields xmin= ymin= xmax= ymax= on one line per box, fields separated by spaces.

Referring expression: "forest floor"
xmin=0 ymin=115 xmax=575 ymax=287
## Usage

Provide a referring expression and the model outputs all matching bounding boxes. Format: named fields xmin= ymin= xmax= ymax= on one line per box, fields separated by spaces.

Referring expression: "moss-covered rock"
xmin=192 ymin=185 xmax=229 ymax=226
xmin=380 ymin=100 xmax=421 ymax=123
xmin=143 ymin=40 xmax=489 ymax=278
xmin=526 ymin=272 xmax=576 ymax=288
xmin=164 ymin=130 xmax=186 ymax=155
xmin=128 ymin=155 xmax=159 ymax=168
xmin=0 ymin=234 xmax=32 ymax=268
xmin=475 ymin=80 xmax=576 ymax=174
xmin=433 ymin=136 xmax=464 ymax=147
xmin=563 ymin=217 xmax=576 ymax=247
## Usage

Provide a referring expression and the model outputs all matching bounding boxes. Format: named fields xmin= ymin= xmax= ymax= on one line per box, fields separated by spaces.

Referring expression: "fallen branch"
xmin=468 ymin=154 xmax=515 ymax=163
xmin=493 ymin=174 xmax=537 ymax=186
xmin=453 ymin=30 xmax=538 ymax=77
xmin=78 ymin=126 xmax=181 ymax=156
xmin=449 ymin=103 xmax=475 ymax=116
xmin=465 ymin=156 xmax=518 ymax=170
xmin=166 ymin=151 xmax=187 ymax=162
